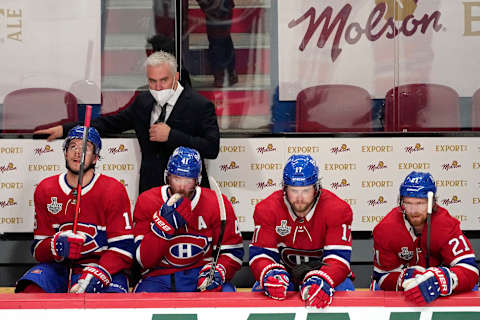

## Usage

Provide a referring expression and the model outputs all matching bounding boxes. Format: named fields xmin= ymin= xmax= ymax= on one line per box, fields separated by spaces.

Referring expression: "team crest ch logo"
xmin=397 ymin=247 xmax=414 ymax=261
xmin=47 ymin=197 xmax=62 ymax=214
xmin=275 ymin=220 xmax=291 ymax=236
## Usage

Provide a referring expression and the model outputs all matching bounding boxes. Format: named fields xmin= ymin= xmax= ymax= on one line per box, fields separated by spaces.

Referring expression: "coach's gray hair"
xmin=145 ymin=51 xmax=177 ymax=76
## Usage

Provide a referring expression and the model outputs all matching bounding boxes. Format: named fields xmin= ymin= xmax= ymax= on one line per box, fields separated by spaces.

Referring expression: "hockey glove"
xmin=300 ymin=270 xmax=335 ymax=308
xmin=51 ymin=230 xmax=85 ymax=261
xmin=402 ymin=267 xmax=455 ymax=304
xmin=151 ymin=194 xmax=187 ymax=237
xmin=396 ymin=266 xmax=426 ymax=291
xmin=261 ymin=264 xmax=290 ymax=300
xmin=197 ymin=263 xmax=226 ymax=292
xmin=70 ymin=264 xmax=112 ymax=293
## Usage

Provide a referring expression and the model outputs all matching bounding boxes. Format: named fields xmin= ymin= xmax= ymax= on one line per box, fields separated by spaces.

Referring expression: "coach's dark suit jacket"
xmin=63 ymin=86 xmax=220 ymax=194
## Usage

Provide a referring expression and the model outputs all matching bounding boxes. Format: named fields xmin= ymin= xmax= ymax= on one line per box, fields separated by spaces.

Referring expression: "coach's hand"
xmin=33 ymin=125 xmax=63 ymax=141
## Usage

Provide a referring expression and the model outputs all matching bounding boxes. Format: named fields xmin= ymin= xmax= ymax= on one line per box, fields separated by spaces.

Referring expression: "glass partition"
xmin=0 ymin=0 xmax=479 ymax=133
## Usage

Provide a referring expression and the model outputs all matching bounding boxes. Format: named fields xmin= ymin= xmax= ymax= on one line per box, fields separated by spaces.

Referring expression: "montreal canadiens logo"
xmin=166 ymin=234 xmax=209 ymax=267
xmin=59 ymin=223 xmax=100 ymax=254
xmin=280 ymin=247 xmax=324 ymax=269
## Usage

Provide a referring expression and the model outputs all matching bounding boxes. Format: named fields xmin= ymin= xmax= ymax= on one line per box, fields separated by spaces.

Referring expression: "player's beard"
xmin=66 ymin=160 xmax=96 ymax=175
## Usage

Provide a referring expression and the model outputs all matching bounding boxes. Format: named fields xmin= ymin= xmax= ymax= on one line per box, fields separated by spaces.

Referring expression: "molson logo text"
xmin=257 ymin=179 xmax=277 ymax=190
xmin=441 ymin=160 xmax=461 ymax=171
xmin=257 ymin=144 xmax=277 ymax=154
xmin=367 ymin=196 xmax=388 ymax=206
xmin=0 ymin=197 xmax=17 ymax=208
xmin=330 ymin=144 xmax=350 ymax=154
xmin=330 ymin=179 xmax=350 ymax=190
xmin=367 ymin=161 xmax=387 ymax=172
xmin=108 ymin=144 xmax=128 ymax=155
xmin=287 ymin=1 xmax=442 ymax=62
xmin=441 ymin=195 xmax=461 ymax=206
xmin=34 ymin=145 xmax=54 ymax=156
xmin=220 ymin=161 xmax=240 ymax=172
xmin=230 ymin=196 xmax=239 ymax=205
xmin=404 ymin=143 xmax=424 ymax=153
xmin=0 ymin=162 xmax=16 ymax=173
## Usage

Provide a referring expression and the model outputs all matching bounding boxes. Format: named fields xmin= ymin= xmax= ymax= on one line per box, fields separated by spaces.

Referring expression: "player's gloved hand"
xmin=402 ymin=267 xmax=455 ymax=304
xmin=70 ymin=264 xmax=112 ymax=293
xmin=300 ymin=270 xmax=335 ymax=308
xmin=261 ymin=264 xmax=290 ymax=300
xmin=396 ymin=266 xmax=426 ymax=290
xmin=151 ymin=194 xmax=189 ymax=237
xmin=50 ymin=230 xmax=86 ymax=261
xmin=197 ymin=263 xmax=226 ymax=292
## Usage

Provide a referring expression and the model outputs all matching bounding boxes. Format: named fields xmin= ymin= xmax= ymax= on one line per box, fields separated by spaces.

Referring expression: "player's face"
xmin=169 ymin=174 xmax=196 ymax=199
xmin=285 ymin=185 xmax=316 ymax=218
xmin=65 ymin=139 xmax=97 ymax=174
xmin=147 ymin=64 xmax=179 ymax=91
xmin=402 ymin=197 xmax=428 ymax=229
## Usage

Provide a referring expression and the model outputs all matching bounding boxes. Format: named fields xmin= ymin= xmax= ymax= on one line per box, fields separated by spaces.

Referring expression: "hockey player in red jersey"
xmin=16 ymin=126 xmax=134 ymax=293
xmin=133 ymin=146 xmax=243 ymax=292
xmin=372 ymin=171 xmax=479 ymax=304
xmin=249 ymin=154 xmax=354 ymax=308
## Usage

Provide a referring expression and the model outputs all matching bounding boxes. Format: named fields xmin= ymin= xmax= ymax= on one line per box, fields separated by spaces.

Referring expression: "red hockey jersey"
xmin=133 ymin=185 xmax=243 ymax=280
xmin=33 ymin=173 xmax=134 ymax=276
xmin=249 ymin=189 xmax=353 ymax=287
xmin=373 ymin=205 xmax=479 ymax=292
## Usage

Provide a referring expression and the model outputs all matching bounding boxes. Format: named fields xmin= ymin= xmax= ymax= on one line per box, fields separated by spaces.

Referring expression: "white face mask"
xmin=150 ymin=81 xmax=175 ymax=106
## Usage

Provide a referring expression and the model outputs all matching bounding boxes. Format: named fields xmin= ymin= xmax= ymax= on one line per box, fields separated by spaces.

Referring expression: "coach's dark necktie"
xmin=155 ymin=103 xmax=168 ymax=124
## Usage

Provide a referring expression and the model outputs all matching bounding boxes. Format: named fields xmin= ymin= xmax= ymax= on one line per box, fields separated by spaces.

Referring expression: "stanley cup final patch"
xmin=276 ymin=220 xmax=291 ymax=236
xmin=397 ymin=247 xmax=414 ymax=261
xmin=47 ymin=197 xmax=62 ymax=214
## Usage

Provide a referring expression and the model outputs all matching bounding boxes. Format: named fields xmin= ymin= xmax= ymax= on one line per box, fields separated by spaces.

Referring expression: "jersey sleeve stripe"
xmin=249 ymin=253 xmax=276 ymax=266
xmin=450 ymin=253 xmax=477 ymax=266
xmin=324 ymin=245 xmax=352 ymax=251
xmin=136 ymin=244 xmax=144 ymax=269
xmin=134 ymin=235 xmax=144 ymax=242
xmin=108 ymin=235 xmax=134 ymax=242
xmin=108 ymin=247 xmax=133 ymax=259
xmin=33 ymin=235 xmax=49 ymax=240
xmin=323 ymin=254 xmax=350 ymax=268
xmin=220 ymin=253 xmax=243 ymax=265
xmin=455 ymin=263 xmax=480 ymax=275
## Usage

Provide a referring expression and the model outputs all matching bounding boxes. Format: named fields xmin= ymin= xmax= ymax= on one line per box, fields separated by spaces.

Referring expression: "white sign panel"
xmin=0 ymin=137 xmax=479 ymax=233
xmin=0 ymin=0 xmax=101 ymax=103
xmin=278 ymin=0 xmax=480 ymax=99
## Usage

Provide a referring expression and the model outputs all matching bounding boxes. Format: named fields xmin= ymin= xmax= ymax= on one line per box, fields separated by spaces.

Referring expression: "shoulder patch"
xmin=275 ymin=220 xmax=291 ymax=236
xmin=47 ymin=197 xmax=62 ymax=214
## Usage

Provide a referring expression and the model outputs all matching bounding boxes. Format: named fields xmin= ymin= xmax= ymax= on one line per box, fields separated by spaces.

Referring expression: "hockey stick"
xmin=198 ymin=176 xmax=227 ymax=291
xmin=426 ymin=191 xmax=434 ymax=268
xmin=68 ymin=105 xmax=92 ymax=290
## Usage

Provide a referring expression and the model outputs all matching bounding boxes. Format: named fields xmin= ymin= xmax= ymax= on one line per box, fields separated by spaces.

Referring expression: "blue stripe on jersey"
xmin=454 ymin=257 xmax=479 ymax=270
xmin=249 ymin=245 xmax=280 ymax=263
xmin=372 ymin=270 xmax=386 ymax=282
xmin=323 ymin=248 xmax=351 ymax=263
xmin=220 ymin=247 xmax=244 ymax=262
xmin=109 ymin=238 xmax=134 ymax=256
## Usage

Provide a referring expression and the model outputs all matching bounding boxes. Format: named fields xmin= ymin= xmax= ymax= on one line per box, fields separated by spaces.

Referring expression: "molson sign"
xmin=278 ymin=0 xmax=480 ymax=99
